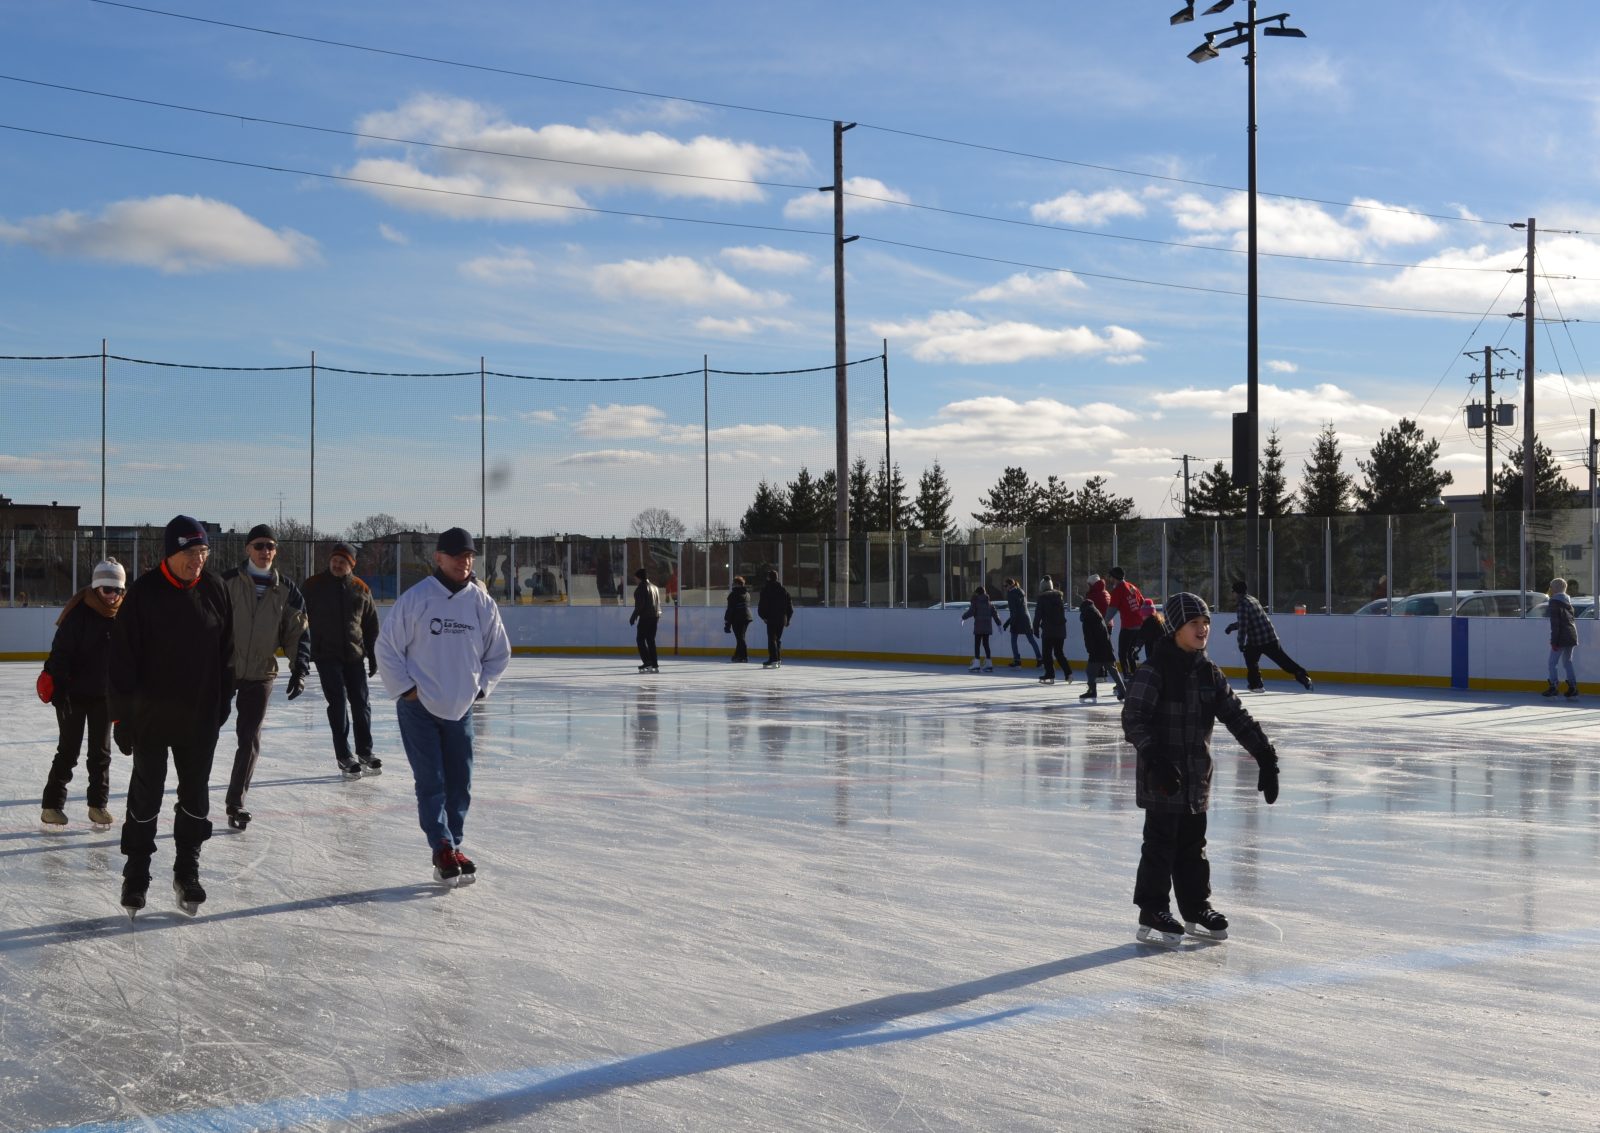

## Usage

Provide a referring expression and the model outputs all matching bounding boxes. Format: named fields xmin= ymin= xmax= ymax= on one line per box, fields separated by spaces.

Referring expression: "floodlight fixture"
xmin=1188 ymin=40 xmax=1221 ymax=62
xmin=1262 ymin=23 xmax=1306 ymax=37
xmin=1203 ymin=0 xmax=1236 ymax=11
xmin=1170 ymin=3 xmax=1195 ymax=25
xmin=1214 ymin=30 xmax=1251 ymax=49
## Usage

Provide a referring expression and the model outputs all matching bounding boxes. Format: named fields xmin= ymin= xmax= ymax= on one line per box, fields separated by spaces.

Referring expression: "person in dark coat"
xmin=1031 ymin=576 xmax=1072 ymax=685
xmin=960 ymin=586 xmax=1000 ymax=671
xmin=1223 ymin=580 xmax=1313 ymax=693
xmin=1000 ymin=577 xmax=1041 ymax=668
xmin=38 ymin=558 xmax=125 ymax=830
xmin=1078 ymin=594 xmax=1127 ymax=703
xmin=1134 ymin=599 xmax=1165 ymax=665
xmin=724 ymin=575 xmax=753 ymax=662
xmin=1543 ymin=576 xmax=1579 ymax=698
xmin=756 ymin=570 xmax=793 ymax=668
xmin=628 ymin=568 xmax=664 ymax=673
xmin=1120 ymin=592 xmax=1277 ymax=946
xmin=303 ymin=541 xmax=383 ymax=774
xmin=110 ymin=516 xmax=235 ymax=917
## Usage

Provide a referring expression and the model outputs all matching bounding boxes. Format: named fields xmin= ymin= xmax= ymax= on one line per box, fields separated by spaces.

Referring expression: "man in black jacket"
xmin=110 ymin=516 xmax=234 ymax=917
xmin=756 ymin=570 xmax=793 ymax=668
xmin=302 ymin=541 xmax=383 ymax=776
xmin=1031 ymin=576 xmax=1072 ymax=685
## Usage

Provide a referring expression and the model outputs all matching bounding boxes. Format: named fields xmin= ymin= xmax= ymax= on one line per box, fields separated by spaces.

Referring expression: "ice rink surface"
xmin=1 ymin=657 xmax=1596 ymax=1132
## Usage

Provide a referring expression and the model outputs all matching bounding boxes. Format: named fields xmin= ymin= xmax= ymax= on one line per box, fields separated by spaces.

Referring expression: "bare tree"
xmin=630 ymin=508 xmax=687 ymax=540
xmin=345 ymin=513 xmax=412 ymax=542
xmin=690 ymin=519 xmax=735 ymax=543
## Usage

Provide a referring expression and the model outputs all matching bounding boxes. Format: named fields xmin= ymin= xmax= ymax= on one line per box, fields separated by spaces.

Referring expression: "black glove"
xmin=1224 ymin=622 xmax=1238 ymax=635
xmin=286 ymin=670 xmax=306 ymax=701
xmin=1149 ymin=757 xmax=1184 ymax=798
xmin=1256 ymin=750 xmax=1279 ymax=804
xmin=367 ymin=655 xmax=378 ymax=678
xmin=113 ymin=719 xmax=135 ymax=755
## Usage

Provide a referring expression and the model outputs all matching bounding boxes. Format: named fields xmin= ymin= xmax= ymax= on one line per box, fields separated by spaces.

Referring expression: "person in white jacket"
xmin=376 ymin=527 xmax=511 ymax=886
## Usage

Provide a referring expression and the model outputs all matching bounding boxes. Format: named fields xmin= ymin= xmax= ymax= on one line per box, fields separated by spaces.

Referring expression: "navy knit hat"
xmin=246 ymin=523 xmax=275 ymax=544
xmin=163 ymin=515 xmax=209 ymax=557
xmin=436 ymin=527 xmax=476 ymax=555
xmin=1164 ymin=592 xmax=1210 ymax=632
xmin=1109 ymin=566 xmax=1126 ymax=581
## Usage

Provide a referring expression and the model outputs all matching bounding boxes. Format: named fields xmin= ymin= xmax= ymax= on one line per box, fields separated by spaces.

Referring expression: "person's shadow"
xmin=367 ymin=944 xmax=1148 ymax=1131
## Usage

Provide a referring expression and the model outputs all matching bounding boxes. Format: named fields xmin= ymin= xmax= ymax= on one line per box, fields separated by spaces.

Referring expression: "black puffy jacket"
xmin=44 ymin=593 xmax=116 ymax=699
xmin=110 ymin=564 xmax=234 ymax=745
xmin=302 ymin=570 xmax=380 ymax=665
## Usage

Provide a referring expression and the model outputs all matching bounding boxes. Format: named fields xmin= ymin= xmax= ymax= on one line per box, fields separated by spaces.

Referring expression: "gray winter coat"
xmin=961 ymin=593 xmax=1000 ymax=635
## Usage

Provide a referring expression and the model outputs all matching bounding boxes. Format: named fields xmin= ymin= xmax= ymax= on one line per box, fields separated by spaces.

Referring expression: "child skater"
xmin=1078 ymin=592 xmax=1127 ymax=703
xmin=1120 ymin=593 xmax=1279 ymax=947
xmin=961 ymin=586 xmax=999 ymax=672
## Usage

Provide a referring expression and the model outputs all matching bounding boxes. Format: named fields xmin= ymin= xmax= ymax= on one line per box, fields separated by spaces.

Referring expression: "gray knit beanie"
xmin=1164 ymin=592 xmax=1210 ymax=633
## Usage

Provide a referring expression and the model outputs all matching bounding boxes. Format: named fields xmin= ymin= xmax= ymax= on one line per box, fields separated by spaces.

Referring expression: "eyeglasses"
xmin=96 ymin=586 xmax=125 ymax=596
xmin=250 ymin=541 xmax=277 ymax=551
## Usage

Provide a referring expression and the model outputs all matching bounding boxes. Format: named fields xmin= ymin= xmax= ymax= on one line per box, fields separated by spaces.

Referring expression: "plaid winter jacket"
xmin=1121 ymin=636 xmax=1274 ymax=813
xmin=1233 ymin=593 xmax=1278 ymax=649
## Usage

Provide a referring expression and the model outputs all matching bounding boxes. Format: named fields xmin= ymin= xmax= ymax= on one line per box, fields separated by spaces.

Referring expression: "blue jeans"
xmin=395 ymin=696 xmax=473 ymax=851
xmin=1549 ymin=646 xmax=1576 ymax=685
xmin=1009 ymin=626 xmax=1041 ymax=663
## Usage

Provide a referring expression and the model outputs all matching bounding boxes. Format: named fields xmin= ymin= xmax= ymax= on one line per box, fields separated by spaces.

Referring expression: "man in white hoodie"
xmin=376 ymin=527 xmax=511 ymax=886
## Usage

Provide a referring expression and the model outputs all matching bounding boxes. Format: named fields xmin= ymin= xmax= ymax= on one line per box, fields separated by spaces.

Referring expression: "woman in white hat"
xmin=37 ymin=558 xmax=126 ymax=830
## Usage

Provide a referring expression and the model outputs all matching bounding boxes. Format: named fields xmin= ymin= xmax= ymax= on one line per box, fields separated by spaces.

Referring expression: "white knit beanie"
xmin=91 ymin=558 xmax=126 ymax=589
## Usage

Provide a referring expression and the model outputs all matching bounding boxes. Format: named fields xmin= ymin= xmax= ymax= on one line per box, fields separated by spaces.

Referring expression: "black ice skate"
xmin=1038 ymin=674 xmax=1054 ymax=684
xmin=357 ymin=753 xmax=384 ymax=775
xmin=172 ymin=873 xmax=206 ymax=916
xmin=120 ymin=878 xmax=147 ymax=920
xmin=1184 ymin=906 xmax=1229 ymax=941
xmin=432 ymin=844 xmax=461 ymax=887
xmin=1297 ymin=673 xmax=1315 ymax=692
xmin=1136 ymin=908 xmax=1186 ymax=948
xmin=337 ymin=757 xmax=364 ymax=780
xmin=226 ymin=807 xmax=251 ymax=831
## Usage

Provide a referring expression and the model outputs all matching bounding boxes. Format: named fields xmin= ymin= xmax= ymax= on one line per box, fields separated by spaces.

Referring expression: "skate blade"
xmin=456 ymin=873 xmax=477 ymax=887
xmin=1135 ymin=927 xmax=1185 ymax=949
xmin=40 ymin=824 xmax=69 ymax=834
xmin=172 ymin=881 xmax=203 ymax=917
xmin=90 ymin=822 xmax=113 ymax=832
xmin=1184 ymin=923 xmax=1228 ymax=942
xmin=432 ymin=870 xmax=460 ymax=888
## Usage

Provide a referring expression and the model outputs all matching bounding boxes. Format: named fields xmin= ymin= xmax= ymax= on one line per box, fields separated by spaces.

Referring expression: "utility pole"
xmin=1590 ymin=408 xmax=1597 ymax=511
xmin=1174 ymin=454 xmax=1197 ymax=516
xmin=1516 ymin=218 xmax=1537 ymax=514
xmin=823 ymin=121 xmax=858 ymax=607
xmin=1465 ymin=345 xmax=1514 ymax=589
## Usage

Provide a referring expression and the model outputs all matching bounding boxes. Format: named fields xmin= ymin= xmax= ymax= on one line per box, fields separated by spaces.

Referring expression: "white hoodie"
xmin=376 ymin=575 xmax=511 ymax=720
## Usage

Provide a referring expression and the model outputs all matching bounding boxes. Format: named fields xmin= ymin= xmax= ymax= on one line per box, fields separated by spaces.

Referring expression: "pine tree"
xmin=1187 ymin=461 xmax=1247 ymax=517
xmin=1064 ymin=475 xmax=1137 ymax=524
xmin=1483 ymin=438 xmax=1575 ymax=511
xmin=739 ymin=479 xmax=788 ymax=537
xmin=784 ymin=467 xmax=835 ymax=534
xmin=971 ymin=466 xmax=1039 ymax=527
xmin=1034 ymin=475 xmax=1075 ymax=527
xmin=1259 ymin=428 xmax=1293 ymax=518
xmin=1355 ymin=418 xmax=1454 ymax=515
xmin=847 ymin=455 xmax=875 ymax=533
xmin=871 ymin=458 xmax=910 ymax=530
xmin=912 ymin=460 xmax=956 ymax=536
xmin=1299 ymin=423 xmax=1355 ymax=517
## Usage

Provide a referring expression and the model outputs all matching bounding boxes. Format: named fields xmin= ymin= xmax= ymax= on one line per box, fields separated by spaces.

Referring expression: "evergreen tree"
xmin=1483 ymin=438 xmax=1575 ymax=511
xmin=1064 ymin=475 xmax=1138 ymax=524
xmin=784 ymin=467 xmax=835 ymax=533
xmin=1187 ymin=461 xmax=1246 ymax=517
xmin=1355 ymin=418 xmax=1454 ymax=515
xmin=739 ymin=479 xmax=788 ymax=537
xmin=1034 ymin=475 xmax=1075 ymax=527
xmin=1259 ymin=428 xmax=1293 ymax=518
xmin=1299 ymin=423 xmax=1355 ymax=517
xmin=912 ymin=460 xmax=956 ymax=536
xmin=971 ymin=465 xmax=1040 ymax=527
xmin=848 ymin=455 xmax=876 ymax=533
xmin=870 ymin=458 xmax=911 ymax=530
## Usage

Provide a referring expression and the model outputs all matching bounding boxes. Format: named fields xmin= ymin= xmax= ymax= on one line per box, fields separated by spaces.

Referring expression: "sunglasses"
xmin=97 ymin=586 xmax=125 ymax=596
xmin=250 ymin=541 xmax=278 ymax=551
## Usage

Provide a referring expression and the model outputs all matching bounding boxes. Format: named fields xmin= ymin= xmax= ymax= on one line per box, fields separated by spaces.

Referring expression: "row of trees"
xmin=737 ymin=458 xmax=958 ymax=538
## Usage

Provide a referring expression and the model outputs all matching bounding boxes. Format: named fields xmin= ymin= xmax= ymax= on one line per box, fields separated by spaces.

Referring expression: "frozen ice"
xmin=2 ymin=659 xmax=1597 ymax=1131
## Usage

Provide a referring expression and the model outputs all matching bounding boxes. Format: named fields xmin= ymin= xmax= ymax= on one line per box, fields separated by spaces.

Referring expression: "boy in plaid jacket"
xmin=1121 ymin=592 xmax=1279 ymax=946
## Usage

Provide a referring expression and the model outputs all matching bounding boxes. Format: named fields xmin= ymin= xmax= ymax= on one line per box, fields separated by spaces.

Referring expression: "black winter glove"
xmin=367 ymin=655 xmax=378 ymax=678
xmin=1255 ymin=749 xmax=1279 ymax=804
xmin=1151 ymin=758 xmax=1184 ymax=798
xmin=286 ymin=670 xmax=307 ymax=701
xmin=113 ymin=719 xmax=135 ymax=755
xmin=1224 ymin=622 xmax=1238 ymax=635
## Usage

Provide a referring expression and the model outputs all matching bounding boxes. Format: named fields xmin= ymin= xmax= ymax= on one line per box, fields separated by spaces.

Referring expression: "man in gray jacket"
xmin=220 ymin=524 xmax=310 ymax=830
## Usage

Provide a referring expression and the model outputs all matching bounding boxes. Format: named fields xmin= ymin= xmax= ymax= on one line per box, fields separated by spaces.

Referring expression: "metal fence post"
xmin=1324 ymin=517 xmax=1333 ymax=615
xmin=1211 ymin=521 xmax=1220 ymax=608
xmin=1266 ymin=520 xmax=1274 ymax=612
xmin=1385 ymin=515 xmax=1393 ymax=614
xmin=1519 ymin=513 xmax=1528 ymax=614
xmin=1160 ymin=521 xmax=1168 ymax=601
xmin=939 ymin=537 xmax=947 ymax=605
xmin=1450 ymin=512 xmax=1458 ymax=597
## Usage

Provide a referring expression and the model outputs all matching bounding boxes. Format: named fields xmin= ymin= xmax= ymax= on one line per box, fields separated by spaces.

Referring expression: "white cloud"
xmin=556 ymin=449 xmax=664 ymax=466
xmin=0 ymin=195 xmax=316 ymax=273
xmin=719 ymin=245 xmax=812 ymax=274
xmin=694 ymin=315 xmax=799 ymax=337
xmin=574 ymin=404 xmax=669 ymax=439
xmin=518 ymin=409 xmax=559 ymax=424
xmin=591 ymin=256 xmax=787 ymax=309
xmin=870 ymin=310 xmax=1146 ymax=364
xmin=891 ymin=396 xmax=1132 ymax=456
xmin=1030 ymin=188 xmax=1146 ymax=226
xmin=708 ymin=423 xmax=820 ymax=443
xmin=965 ymin=271 xmax=1086 ymax=305
xmin=377 ymin=223 xmax=409 ymax=245
xmin=1167 ymin=192 xmax=1444 ymax=259
xmin=460 ymin=247 xmax=538 ymax=282
xmin=1377 ymin=234 xmax=1600 ymax=317
xmin=1153 ymin=382 xmax=1396 ymax=431
xmin=1267 ymin=360 xmax=1299 ymax=373
xmin=344 ymin=95 xmax=804 ymax=221
xmin=784 ymin=176 xmax=909 ymax=220
xmin=1107 ymin=447 xmax=1177 ymax=465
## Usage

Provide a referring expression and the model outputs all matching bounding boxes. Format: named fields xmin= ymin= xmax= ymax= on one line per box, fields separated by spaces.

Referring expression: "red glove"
xmin=36 ymin=670 xmax=54 ymax=705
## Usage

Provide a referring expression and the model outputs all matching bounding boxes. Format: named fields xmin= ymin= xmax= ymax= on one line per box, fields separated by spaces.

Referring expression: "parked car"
xmin=1528 ymin=597 xmax=1597 ymax=620
xmin=1355 ymin=589 xmax=1546 ymax=617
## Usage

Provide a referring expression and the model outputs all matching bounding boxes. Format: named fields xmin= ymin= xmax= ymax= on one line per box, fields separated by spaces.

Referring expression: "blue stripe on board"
xmin=36 ymin=925 xmax=1600 ymax=1133
xmin=1451 ymin=615 xmax=1469 ymax=689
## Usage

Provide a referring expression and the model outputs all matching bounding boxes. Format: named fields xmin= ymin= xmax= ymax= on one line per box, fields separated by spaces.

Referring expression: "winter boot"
xmin=1542 ymin=681 xmax=1560 ymax=698
xmin=1564 ymin=681 xmax=1580 ymax=699
xmin=1136 ymin=907 xmax=1186 ymax=948
xmin=87 ymin=806 xmax=115 ymax=829
xmin=40 ymin=807 xmax=68 ymax=830
xmin=432 ymin=844 xmax=461 ymax=887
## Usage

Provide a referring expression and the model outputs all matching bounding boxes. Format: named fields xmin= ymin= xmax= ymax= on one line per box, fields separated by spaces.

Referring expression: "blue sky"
xmin=4 ymin=1 xmax=1600 ymax=535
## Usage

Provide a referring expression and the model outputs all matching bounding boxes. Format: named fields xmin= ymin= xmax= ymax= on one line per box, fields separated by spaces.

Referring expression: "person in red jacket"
xmin=1106 ymin=566 xmax=1148 ymax=678
xmin=1086 ymin=573 xmax=1111 ymax=618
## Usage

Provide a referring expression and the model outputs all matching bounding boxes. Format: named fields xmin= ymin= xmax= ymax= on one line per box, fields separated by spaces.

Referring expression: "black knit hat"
xmin=1164 ymin=592 xmax=1210 ymax=632
xmin=246 ymin=523 xmax=275 ymax=544
xmin=436 ymin=527 xmax=476 ymax=555
xmin=330 ymin=541 xmax=358 ymax=564
xmin=1109 ymin=566 xmax=1126 ymax=581
xmin=163 ymin=515 xmax=208 ymax=557
xmin=1232 ymin=579 xmax=1249 ymax=595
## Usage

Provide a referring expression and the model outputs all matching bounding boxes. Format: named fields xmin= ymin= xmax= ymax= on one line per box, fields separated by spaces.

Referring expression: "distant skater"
xmin=1078 ymin=591 xmax=1126 ymax=703
xmin=1543 ymin=577 xmax=1579 ymax=698
xmin=376 ymin=527 xmax=511 ymax=887
xmin=1121 ymin=593 xmax=1278 ymax=947
xmin=1134 ymin=598 xmax=1163 ymax=666
xmin=629 ymin=568 xmax=663 ymax=673
xmin=757 ymin=570 xmax=793 ymax=669
xmin=1106 ymin=567 xmax=1148 ymax=678
xmin=724 ymin=575 xmax=752 ymax=662
xmin=961 ymin=586 xmax=999 ymax=672
xmin=1001 ymin=577 xmax=1041 ymax=668
xmin=302 ymin=541 xmax=384 ymax=777
xmin=38 ymin=557 xmax=124 ymax=831
xmin=1032 ymin=576 xmax=1072 ymax=685
xmin=1223 ymin=580 xmax=1313 ymax=693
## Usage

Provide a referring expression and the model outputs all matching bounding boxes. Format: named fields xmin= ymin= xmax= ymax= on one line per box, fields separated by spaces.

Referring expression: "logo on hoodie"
xmin=430 ymin=617 xmax=475 ymax=637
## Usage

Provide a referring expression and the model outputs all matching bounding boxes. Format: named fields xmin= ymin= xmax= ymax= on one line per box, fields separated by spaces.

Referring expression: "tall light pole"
xmin=1171 ymin=0 xmax=1305 ymax=593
